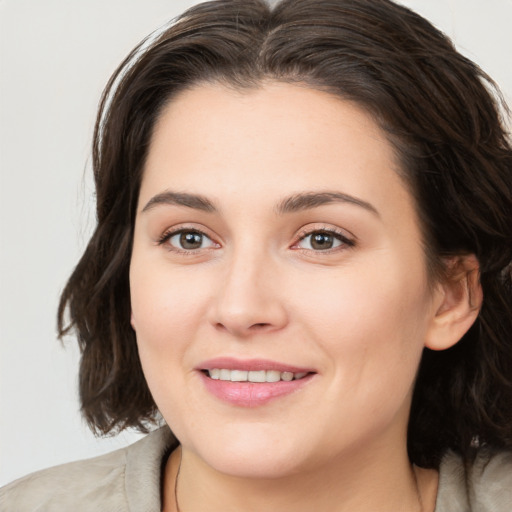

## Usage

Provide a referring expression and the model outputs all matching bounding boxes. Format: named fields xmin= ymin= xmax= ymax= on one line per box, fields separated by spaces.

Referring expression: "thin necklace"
xmin=174 ymin=459 xmax=425 ymax=512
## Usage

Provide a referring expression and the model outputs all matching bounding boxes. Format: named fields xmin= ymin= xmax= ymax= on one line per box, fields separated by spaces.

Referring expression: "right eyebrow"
xmin=141 ymin=190 xmax=217 ymax=213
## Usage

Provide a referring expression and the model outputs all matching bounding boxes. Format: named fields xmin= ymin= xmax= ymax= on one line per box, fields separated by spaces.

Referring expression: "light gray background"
xmin=1 ymin=0 xmax=511 ymax=486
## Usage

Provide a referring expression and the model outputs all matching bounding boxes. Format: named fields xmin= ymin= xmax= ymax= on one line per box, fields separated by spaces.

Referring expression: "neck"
xmin=163 ymin=442 xmax=438 ymax=512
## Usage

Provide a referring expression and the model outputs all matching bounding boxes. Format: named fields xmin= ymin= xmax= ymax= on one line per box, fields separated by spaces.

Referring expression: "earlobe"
xmin=425 ymin=255 xmax=483 ymax=351
xmin=130 ymin=311 xmax=137 ymax=331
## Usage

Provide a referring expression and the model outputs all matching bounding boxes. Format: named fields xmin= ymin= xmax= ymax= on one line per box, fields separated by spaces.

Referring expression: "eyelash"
xmin=157 ymin=226 xmax=355 ymax=254
xmin=293 ymin=226 xmax=355 ymax=253
xmin=157 ymin=226 xmax=217 ymax=254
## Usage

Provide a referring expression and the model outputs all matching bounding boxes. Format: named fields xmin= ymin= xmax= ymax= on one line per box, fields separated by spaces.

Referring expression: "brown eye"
xmin=297 ymin=231 xmax=347 ymax=251
xmin=180 ymin=232 xmax=203 ymax=249
xmin=167 ymin=230 xmax=216 ymax=251
xmin=310 ymin=233 xmax=335 ymax=250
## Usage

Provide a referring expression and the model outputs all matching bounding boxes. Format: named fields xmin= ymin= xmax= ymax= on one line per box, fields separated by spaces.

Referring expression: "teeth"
xmin=206 ymin=369 xmax=309 ymax=382
xmin=266 ymin=370 xmax=281 ymax=382
xmin=248 ymin=370 xmax=266 ymax=382
xmin=230 ymin=370 xmax=248 ymax=382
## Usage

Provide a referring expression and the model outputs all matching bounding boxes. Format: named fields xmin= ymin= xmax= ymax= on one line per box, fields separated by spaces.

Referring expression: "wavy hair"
xmin=58 ymin=0 xmax=512 ymax=468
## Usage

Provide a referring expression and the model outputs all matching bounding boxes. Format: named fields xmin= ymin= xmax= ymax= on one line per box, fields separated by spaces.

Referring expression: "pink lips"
xmin=197 ymin=357 xmax=315 ymax=408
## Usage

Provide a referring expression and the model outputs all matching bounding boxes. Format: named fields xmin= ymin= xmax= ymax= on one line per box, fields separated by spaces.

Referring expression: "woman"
xmin=2 ymin=0 xmax=511 ymax=510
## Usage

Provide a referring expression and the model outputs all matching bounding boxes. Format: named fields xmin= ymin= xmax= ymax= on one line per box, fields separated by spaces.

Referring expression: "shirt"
xmin=1 ymin=427 xmax=511 ymax=511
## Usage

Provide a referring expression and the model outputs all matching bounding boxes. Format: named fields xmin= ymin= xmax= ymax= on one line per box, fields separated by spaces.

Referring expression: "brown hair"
xmin=58 ymin=0 xmax=512 ymax=468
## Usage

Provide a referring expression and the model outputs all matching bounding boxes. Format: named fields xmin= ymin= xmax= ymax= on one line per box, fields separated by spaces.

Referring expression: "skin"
xmin=130 ymin=82 xmax=480 ymax=512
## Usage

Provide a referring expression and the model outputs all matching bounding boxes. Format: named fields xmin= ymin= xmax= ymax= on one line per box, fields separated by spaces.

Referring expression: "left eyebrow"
xmin=275 ymin=191 xmax=380 ymax=217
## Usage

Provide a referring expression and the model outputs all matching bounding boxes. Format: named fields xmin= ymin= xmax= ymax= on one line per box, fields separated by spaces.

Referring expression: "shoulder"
xmin=0 ymin=445 xmax=128 ymax=512
xmin=468 ymin=450 xmax=512 ymax=510
xmin=436 ymin=448 xmax=512 ymax=512
xmin=0 ymin=427 xmax=177 ymax=512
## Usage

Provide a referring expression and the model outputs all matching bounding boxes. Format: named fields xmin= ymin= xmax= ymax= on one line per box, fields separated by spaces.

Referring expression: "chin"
xmin=203 ymin=450 xmax=305 ymax=479
xmin=183 ymin=424 xmax=311 ymax=479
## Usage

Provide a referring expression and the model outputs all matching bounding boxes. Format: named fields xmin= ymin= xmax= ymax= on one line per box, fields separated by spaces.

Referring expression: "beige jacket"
xmin=1 ymin=427 xmax=511 ymax=511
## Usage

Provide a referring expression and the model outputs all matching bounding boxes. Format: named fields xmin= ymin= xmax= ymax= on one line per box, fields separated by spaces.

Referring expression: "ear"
xmin=425 ymin=254 xmax=483 ymax=351
xmin=130 ymin=311 xmax=137 ymax=331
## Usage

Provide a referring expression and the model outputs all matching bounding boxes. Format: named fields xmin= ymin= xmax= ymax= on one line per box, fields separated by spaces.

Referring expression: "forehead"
xmin=139 ymin=82 xmax=414 ymax=223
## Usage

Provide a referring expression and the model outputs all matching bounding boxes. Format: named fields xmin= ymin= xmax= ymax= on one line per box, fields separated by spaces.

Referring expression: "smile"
xmin=206 ymin=369 xmax=309 ymax=382
xmin=198 ymin=358 xmax=316 ymax=407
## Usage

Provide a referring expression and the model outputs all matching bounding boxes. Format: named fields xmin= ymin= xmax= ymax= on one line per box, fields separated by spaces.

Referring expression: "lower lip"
xmin=200 ymin=372 xmax=314 ymax=407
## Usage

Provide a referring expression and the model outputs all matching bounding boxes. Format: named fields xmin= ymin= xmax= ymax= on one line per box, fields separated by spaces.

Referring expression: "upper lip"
xmin=197 ymin=357 xmax=315 ymax=374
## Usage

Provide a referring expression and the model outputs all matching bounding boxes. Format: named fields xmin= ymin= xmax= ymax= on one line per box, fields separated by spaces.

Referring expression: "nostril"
xmin=250 ymin=323 xmax=271 ymax=330
xmin=213 ymin=321 xmax=272 ymax=336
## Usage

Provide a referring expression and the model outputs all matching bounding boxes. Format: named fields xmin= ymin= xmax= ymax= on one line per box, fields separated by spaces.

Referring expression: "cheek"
xmin=129 ymin=259 xmax=222 ymax=413
xmin=129 ymin=265 xmax=202 ymax=389
xmin=130 ymin=260 xmax=207 ymax=337
xmin=293 ymin=258 xmax=431 ymax=383
xmin=307 ymin=274 xmax=429 ymax=439
xmin=129 ymin=265 xmax=199 ymax=411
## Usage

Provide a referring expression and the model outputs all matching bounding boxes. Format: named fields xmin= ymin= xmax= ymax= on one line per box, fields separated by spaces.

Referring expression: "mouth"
xmin=197 ymin=358 xmax=316 ymax=407
xmin=203 ymin=368 xmax=310 ymax=382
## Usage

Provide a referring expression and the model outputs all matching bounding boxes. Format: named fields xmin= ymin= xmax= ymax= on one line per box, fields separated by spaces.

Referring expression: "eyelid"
xmin=157 ymin=224 xmax=220 ymax=252
xmin=155 ymin=222 xmax=354 ymax=254
xmin=291 ymin=224 xmax=356 ymax=251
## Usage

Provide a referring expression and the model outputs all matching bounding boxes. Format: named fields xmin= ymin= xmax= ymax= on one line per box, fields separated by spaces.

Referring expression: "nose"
xmin=208 ymin=247 xmax=288 ymax=338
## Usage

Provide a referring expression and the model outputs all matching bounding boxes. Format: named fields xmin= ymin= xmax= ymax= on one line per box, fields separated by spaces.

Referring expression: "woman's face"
xmin=130 ymin=82 xmax=441 ymax=477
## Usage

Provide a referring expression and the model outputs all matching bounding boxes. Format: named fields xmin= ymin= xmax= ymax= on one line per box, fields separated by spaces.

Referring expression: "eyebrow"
xmin=141 ymin=189 xmax=379 ymax=217
xmin=275 ymin=191 xmax=379 ymax=216
xmin=141 ymin=191 xmax=217 ymax=213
